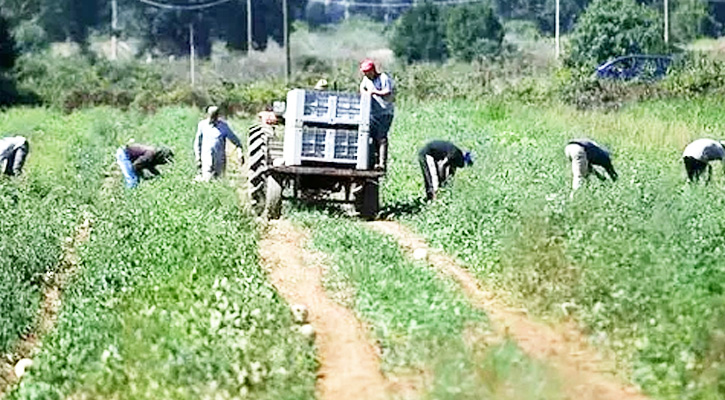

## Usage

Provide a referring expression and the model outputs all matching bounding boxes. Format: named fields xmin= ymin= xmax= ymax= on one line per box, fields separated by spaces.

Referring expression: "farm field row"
xmin=384 ymin=97 xmax=725 ymax=399
xmin=1 ymin=96 xmax=724 ymax=400
xmin=2 ymin=109 xmax=317 ymax=399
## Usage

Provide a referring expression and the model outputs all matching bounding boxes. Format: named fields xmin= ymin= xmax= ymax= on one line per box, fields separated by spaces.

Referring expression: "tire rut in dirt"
xmin=368 ymin=220 xmax=649 ymax=400
xmin=259 ymin=220 xmax=390 ymax=400
xmin=0 ymin=216 xmax=93 ymax=397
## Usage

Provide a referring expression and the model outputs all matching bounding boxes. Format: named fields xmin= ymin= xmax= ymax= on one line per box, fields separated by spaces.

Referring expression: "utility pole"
xmin=111 ymin=0 xmax=118 ymax=60
xmin=190 ymin=22 xmax=196 ymax=87
xmin=664 ymin=0 xmax=669 ymax=43
xmin=555 ymin=0 xmax=560 ymax=59
xmin=247 ymin=0 xmax=253 ymax=52
xmin=283 ymin=0 xmax=290 ymax=83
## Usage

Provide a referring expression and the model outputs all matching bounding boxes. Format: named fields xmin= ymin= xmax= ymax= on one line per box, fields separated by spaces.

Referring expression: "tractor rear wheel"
xmin=248 ymin=124 xmax=273 ymax=215
xmin=354 ymin=180 xmax=379 ymax=220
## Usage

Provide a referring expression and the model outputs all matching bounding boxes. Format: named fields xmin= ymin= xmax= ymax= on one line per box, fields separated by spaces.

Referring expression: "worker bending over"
xmin=359 ymin=59 xmax=395 ymax=170
xmin=564 ymin=138 xmax=617 ymax=191
xmin=682 ymin=138 xmax=725 ymax=183
xmin=0 ymin=136 xmax=29 ymax=176
xmin=418 ymin=140 xmax=473 ymax=201
xmin=116 ymin=143 xmax=174 ymax=188
xmin=194 ymin=106 xmax=244 ymax=181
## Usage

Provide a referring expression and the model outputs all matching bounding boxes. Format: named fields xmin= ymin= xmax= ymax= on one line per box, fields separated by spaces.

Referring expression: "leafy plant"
xmin=391 ymin=1 xmax=447 ymax=64
xmin=445 ymin=2 xmax=504 ymax=62
xmin=567 ymin=0 xmax=669 ymax=68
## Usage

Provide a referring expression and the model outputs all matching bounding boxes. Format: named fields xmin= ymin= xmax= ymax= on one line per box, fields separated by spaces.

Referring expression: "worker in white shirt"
xmin=682 ymin=138 xmax=725 ymax=183
xmin=0 ymin=136 xmax=29 ymax=176
xmin=194 ymin=106 xmax=244 ymax=181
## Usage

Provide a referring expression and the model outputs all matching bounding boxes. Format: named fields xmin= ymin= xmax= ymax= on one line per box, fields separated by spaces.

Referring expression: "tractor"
xmin=247 ymin=89 xmax=384 ymax=219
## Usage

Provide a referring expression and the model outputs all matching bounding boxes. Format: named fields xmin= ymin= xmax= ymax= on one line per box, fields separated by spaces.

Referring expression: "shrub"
xmin=445 ymin=3 xmax=504 ymax=62
xmin=391 ymin=1 xmax=447 ymax=63
xmin=567 ymin=0 xmax=668 ymax=68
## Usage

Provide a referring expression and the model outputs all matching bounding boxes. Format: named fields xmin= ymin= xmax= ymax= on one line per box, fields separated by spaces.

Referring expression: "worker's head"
xmin=206 ymin=105 xmax=220 ymax=122
xmin=359 ymin=59 xmax=377 ymax=79
xmin=463 ymin=151 xmax=474 ymax=167
xmin=157 ymin=146 xmax=174 ymax=164
xmin=314 ymin=79 xmax=328 ymax=90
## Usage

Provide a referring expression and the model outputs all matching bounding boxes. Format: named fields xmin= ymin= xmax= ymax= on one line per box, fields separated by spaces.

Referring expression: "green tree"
xmin=567 ymin=0 xmax=668 ymax=68
xmin=671 ymin=0 xmax=711 ymax=42
xmin=0 ymin=13 xmax=15 ymax=71
xmin=446 ymin=2 xmax=504 ymax=61
xmin=391 ymin=1 xmax=447 ymax=63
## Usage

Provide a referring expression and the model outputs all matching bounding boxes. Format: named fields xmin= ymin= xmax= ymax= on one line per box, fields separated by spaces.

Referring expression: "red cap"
xmin=359 ymin=59 xmax=375 ymax=73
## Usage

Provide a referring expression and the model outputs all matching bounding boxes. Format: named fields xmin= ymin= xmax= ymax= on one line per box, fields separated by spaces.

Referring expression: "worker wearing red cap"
xmin=359 ymin=59 xmax=395 ymax=170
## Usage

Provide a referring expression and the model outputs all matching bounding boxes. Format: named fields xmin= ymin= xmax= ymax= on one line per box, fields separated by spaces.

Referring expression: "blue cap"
xmin=463 ymin=151 xmax=474 ymax=166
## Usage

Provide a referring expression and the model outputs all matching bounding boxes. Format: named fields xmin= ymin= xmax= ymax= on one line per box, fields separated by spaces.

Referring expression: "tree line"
xmin=0 ymin=0 xmax=308 ymax=57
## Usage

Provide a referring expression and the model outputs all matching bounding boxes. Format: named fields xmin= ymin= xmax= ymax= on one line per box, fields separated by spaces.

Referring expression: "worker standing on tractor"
xmin=682 ymin=138 xmax=725 ymax=183
xmin=0 ymin=136 xmax=29 ymax=177
xmin=565 ymin=138 xmax=618 ymax=192
xmin=418 ymin=140 xmax=473 ymax=201
xmin=115 ymin=143 xmax=174 ymax=188
xmin=359 ymin=59 xmax=395 ymax=171
xmin=194 ymin=105 xmax=244 ymax=181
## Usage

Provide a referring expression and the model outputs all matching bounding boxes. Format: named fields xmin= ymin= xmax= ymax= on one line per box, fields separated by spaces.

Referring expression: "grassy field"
xmin=0 ymin=108 xmax=112 ymax=354
xmin=4 ymin=108 xmax=317 ymax=399
xmin=291 ymin=210 xmax=562 ymax=399
xmin=384 ymin=97 xmax=725 ymax=399
xmin=2 ymin=93 xmax=725 ymax=399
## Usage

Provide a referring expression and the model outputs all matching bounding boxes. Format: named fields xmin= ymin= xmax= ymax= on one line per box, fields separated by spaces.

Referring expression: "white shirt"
xmin=194 ymin=119 xmax=242 ymax=161
xmin=682 ymin=139 xmax=725 ymax=163
xmin=0 ymin=136 xmax=27 ymax=161
xmin=360 ymin=72 xmax=395 ymax=115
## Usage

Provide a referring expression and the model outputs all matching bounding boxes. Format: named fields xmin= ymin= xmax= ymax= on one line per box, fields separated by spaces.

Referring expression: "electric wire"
xmin=134 ymin=0 xmax=234 ymax=10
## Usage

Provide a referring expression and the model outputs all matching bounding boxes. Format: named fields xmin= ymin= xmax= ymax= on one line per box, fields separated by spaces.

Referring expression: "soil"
xmin=368 ymin=220 xmax=649 ymax=400
xmin=0 ymin=216 xmax=92 ymax=397
xmin=259 ymin=220 xmax=393 ymax=400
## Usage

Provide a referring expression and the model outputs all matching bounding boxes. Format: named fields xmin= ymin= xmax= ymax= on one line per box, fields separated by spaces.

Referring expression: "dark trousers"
xmin=419 ymin=153 xmax=452 ymax=200
xmin=371 ymin=137 xmax=388 ymax=170
xmin=684 ymin=156 xmax=709 ymax=182
xmin=370 ymin=113 xmax=393 ymax=170
xmin=3 ymin=142 xmax=29 ymax=176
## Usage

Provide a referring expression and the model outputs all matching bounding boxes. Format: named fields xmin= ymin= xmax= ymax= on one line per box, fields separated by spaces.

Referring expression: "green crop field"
xmin=1 ymin=95 xmax=724 ymax=399
xmin=384 ymin=97 xmax=725 ymax=399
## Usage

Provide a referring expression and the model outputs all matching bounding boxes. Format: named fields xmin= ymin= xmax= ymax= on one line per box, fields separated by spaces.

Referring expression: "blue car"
xmin=596 ymin=55 xmax=673 ymax=81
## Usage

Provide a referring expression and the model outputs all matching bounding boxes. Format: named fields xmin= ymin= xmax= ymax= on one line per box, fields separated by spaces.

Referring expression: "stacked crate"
xmin=283 ymin=89 xmax=371 ymax=169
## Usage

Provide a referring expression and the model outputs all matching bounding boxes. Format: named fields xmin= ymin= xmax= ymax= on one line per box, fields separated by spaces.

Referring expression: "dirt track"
xmin=259 ymin=220 xmax=391 ymax=400
xmin=368 ymin=220 xmax=648 ymax=400
xmin=0 ymin=216 xmax=92 ymax=397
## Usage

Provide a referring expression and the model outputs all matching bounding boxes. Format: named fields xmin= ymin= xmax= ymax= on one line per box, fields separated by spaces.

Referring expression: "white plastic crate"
xmin=285 ymin=89 xmax=371 ymax=126
xmin=283 ymin=89 xmax=371 ymax=169
xmin=286 ymin=125 xmax=369 ymax=167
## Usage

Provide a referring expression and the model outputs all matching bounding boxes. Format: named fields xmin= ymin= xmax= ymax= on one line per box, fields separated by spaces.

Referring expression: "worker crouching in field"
xmin=564 ymin=138 xmax=617 ymax=192
xmin=194 ymin=106 xmax=244 ymax=181
xmin=359 ymin=59 xmax=395 ymax=171
xmin=682 ymin=138 xmax=725 ymax=183
xmin=0 ymin=136 xmax=29 ymax=176
xmin=418 ymin=140 xmax=473 ymax=201
xmin=116 ymin=144 xmax=174 ymax=188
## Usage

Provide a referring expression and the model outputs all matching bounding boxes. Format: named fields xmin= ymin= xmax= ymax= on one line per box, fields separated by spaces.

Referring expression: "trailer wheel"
xmin=247 ymin=124 xmax=273 ymax=215
xmin=355 ymin=180 xmax=379 ymax=220
xmin=265 ymin=175 xmax=283 ymax=219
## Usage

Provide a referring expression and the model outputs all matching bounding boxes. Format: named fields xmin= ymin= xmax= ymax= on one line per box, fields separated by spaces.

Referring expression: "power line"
xmin=307 ymin=0 xmax=485 ymax=7
xmin=134 ymin=0 xmax=233 ymax=11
